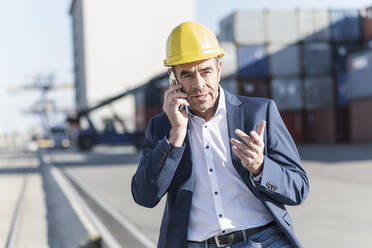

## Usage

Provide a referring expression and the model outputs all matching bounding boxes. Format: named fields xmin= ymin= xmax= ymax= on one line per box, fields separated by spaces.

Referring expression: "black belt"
xmin=189 ymin=221 xmax=275 ymax=247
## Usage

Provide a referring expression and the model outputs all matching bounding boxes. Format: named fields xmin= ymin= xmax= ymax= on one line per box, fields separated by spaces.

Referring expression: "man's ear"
xmin=168 ymin=68 xmax=172 ymax=76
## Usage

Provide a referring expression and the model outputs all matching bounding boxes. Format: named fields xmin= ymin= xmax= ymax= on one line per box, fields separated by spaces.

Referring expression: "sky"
xmin=1 ymin=0 xmax=372 ymax=136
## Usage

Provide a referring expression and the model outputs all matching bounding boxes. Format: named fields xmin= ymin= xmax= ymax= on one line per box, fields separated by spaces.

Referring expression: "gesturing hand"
xmin=230 ymin=120 xmax=266 ymax=176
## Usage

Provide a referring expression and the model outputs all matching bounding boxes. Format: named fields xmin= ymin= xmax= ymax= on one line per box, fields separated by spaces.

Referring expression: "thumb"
xmin=258 ymin=120 xmax=266 ymax=137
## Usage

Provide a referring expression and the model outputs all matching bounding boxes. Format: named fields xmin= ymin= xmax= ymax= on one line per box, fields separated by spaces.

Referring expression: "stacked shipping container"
xmin=134 ymin=75 xmax=166 ymax=132
xmin=219 ymin=9 xmax=364 ymax=143
xmin=348 ymin=49 xmax=372 ymax=142
xmin=342 ymin=8 xmax=372 ymax=143
xmin=220 ymin=10 xmax=270 ymax=103
xmin=134 ymin=8 xmax=371 ymax=143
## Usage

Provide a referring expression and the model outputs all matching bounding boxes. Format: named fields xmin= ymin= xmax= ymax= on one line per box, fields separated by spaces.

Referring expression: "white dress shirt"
xmin=186 ymin=87 xmax=273 ymax=241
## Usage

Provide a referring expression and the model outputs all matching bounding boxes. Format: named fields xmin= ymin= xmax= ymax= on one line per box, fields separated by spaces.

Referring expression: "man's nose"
xmin=194 ymin=72 xmax=206 ymax=90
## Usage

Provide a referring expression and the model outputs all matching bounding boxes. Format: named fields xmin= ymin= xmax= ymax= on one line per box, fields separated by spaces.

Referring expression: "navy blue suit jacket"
xmin=131 ymin=90 xmax=309 ymax=248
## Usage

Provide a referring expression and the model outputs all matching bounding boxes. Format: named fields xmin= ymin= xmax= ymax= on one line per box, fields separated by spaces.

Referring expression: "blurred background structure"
xmin=1 ymin=0 xmax=372 ymax=151
xmin=1 ymin=1 xmax=372 ymax=248
xmin=69 ymin=2 xmax=372 ymax=151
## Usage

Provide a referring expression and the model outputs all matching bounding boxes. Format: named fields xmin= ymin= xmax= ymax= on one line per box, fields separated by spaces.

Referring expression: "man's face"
xmin=173 ymin=58 xmax=222 ymax=117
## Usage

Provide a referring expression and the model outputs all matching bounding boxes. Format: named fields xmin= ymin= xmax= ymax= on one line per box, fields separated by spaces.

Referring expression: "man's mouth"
xmin=191 ymin=93 xmax=208 ymax=101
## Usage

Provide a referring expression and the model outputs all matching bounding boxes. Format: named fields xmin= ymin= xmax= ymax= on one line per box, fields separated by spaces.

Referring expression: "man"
xmin=131 ymin=21 xmax=309 ymax=248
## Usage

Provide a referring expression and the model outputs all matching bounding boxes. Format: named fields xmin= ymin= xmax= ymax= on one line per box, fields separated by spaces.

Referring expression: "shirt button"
xmin=222 ymin=230 xmax=226 ymax=234
xmin=209 ymin=168 xmax=213 ymax=172
xmin=219 ymin=214 xmax=223 ymax=218
xmin=204 ymin=125 xmax=207 ymax=128
xmin=214 ymin=191 xmax=218 ymax=195
xmin=206 ymin=145 xmax=209 ymax=149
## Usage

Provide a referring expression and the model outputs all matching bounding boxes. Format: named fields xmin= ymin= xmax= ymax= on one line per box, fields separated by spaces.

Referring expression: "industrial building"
xmin=69 ymin=0 xmax=195 ymax=131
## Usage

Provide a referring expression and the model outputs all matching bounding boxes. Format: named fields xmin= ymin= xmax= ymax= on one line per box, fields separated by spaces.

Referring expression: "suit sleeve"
xmin=252 ymin=100 xmax=309 ymax=206
xmin=131 ymin=118 xmax=185 ymax=208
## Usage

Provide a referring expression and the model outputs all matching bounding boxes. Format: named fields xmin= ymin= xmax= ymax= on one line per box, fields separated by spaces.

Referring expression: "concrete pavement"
xmin=0 ymin=150 xmax=48 ymax=248
xmin=44 ymin=143 xmax=372 ymax=247
xmin=290 ymin=144 xmax=372 ymax=247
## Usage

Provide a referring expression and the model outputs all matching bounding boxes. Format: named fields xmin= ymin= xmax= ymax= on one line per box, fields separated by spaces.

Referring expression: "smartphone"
xmin=169 ymin=71 xmax=186 ymax=111
xmin=169 ymin=71 xmax=178 ymax=85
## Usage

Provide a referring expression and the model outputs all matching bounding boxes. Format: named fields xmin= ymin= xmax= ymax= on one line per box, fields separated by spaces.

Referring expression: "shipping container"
xmin=350 ymin=98 xmax=372 ymax=142
xmin=298 ymin=9 xmax=331 ymax=42
xmin=135 ymin=89 xmax=145 ymax=109
xmin=135 ymin=106 xmax=162 ymax=131
xmin=135 ymin=106 xmax=146 ymax=131
xmin=363 ymin=7 xmax=372 ymax=40
xmin=333 ymin=42 xmax=362 ymax=72
xmin=335 ymin=72 xmax=350 ymax=107
xmin=279 ymin=111 xmax=305 ymax=143
xmin=267 ymin=10 xmax=299 ymax=43
xmin=305 ymin=107 xmax=337 ymax=143
xmin=219 ymin=10 xmax=266 ymax=44
xmin=330 ymin=9 xmax=361 ymax=42
xmin=313 ymin=9 xmax=332 ymax=41
xmin=271 ymin=78 xmax=304 ymax=111
xmin=220 ymin=42 xmax=238 ymax=77
xmin=220 ymin=77 xmax=238 ymax=95
xmin=238 ymin=45 xmax=269 ymax=78
xmin=348 ymin=49 xmax=372 ymax=99
xmin=135 ymin=80 xmax=164 ymax=130
xmin=238 ymin=78 xmax=270 ymax=98
xmin=156 ymin=76 xmax=169 ymax=106
xmin=304 ymin=76 xmax=335 ymax=110
xmin=144 ymin=83 xmax=162 ymax=107
xmin=298 ymin=9 xmax=314 ymax=41
xmin=268 ymin=44 xmax=301 ymax=76
xmin=336 ymin=106 xmax=350 ymax=142
xmin=303 ymin=42 xmax=333 ymax=75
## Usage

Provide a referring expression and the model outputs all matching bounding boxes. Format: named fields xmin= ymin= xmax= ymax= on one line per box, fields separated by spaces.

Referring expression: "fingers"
xmin=231 ymin=124 xmax=266 ymax=175
xmin=168 ymin=91 xmax=187 ymax=103
xmin=234 ymin=129 xmax=261 ymax=150
xmin=164 ymin=83 xmax=183 ymax=97
xmin=231 ymin=146 xmax=255 ymax=170
xmin=164 ymin=86 xmax=187 ymax=106
xmin=232 ymin=145 xmax=251 ymax=163
xmin=230 ymin=138 xmax=259 ymax=155
xmin=258 ymin=120 xmax=266 ymax=137
xmin=234 ymin=120 xmax=266 ymax=147
xmin=250 ymin=130 xmax=264 ymax=147
xmin=173 ymin=98 xmax=189 ymax=108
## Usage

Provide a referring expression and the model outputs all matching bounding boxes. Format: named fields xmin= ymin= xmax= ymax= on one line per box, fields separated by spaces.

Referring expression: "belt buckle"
xmin=214 ymin=235 xmax=232 ymax=247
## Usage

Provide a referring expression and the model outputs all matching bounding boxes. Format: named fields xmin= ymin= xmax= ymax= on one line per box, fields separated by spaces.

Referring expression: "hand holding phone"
xmin=163 ymin=71 xmax=189 ymax=146
xmin=169 ymin=72 xmax=185 ymax=110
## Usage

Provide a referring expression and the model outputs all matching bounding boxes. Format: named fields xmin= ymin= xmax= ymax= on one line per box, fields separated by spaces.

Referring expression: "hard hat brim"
xmin=164 ymin=48 xmax=224 ymax=66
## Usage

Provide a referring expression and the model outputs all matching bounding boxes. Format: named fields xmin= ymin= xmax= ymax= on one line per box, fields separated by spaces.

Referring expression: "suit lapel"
xmin=225 ymin=91 xmax=260 ymax=196
xmin=225 ymin=91 xmax=246 ymax=178
xmin=178 ymin=123 xmax=194 ymax=191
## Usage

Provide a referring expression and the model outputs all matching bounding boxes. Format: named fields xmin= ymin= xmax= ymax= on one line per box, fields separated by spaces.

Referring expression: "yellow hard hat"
xmin=164 ymin=21 xmax=224 ymax=66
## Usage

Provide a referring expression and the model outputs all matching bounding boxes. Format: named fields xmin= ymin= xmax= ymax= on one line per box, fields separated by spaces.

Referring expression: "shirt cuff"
xmin=252 ymin=170 xmax=263 ymax=182
xmin=165 ymin=137 xmax=185 ymax=158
